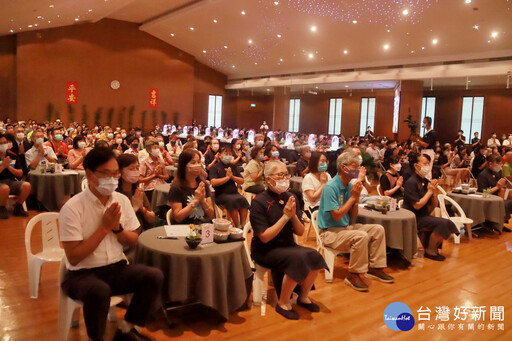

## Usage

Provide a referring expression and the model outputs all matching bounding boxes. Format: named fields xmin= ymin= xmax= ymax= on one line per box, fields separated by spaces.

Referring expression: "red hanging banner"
xmin=66 ymin=81 xmax=78 ymax=104
xmin=149 ymin=88 xmax=158 ymax=109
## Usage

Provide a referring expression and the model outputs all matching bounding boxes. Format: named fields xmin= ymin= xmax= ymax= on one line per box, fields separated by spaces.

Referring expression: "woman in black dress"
xmin=167 ymin=149 xmax=215 ymax=224
xmin=379 ymin=155 xmax=404 ymax=199
xmin=250 ymin=160 xmax=327 ymax=320
xmin=209 ymin=146 xmax=249 ymax=227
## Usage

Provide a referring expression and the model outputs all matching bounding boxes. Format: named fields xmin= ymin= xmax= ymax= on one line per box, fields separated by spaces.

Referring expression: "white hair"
xmin=337 ymin=151 xmax=360 ymax=173
xmin=264 ymin=160 xmax=285 ymax=178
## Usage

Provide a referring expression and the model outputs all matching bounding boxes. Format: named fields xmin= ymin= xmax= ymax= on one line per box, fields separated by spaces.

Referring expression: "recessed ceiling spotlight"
xmin=213 ymin=19 xmax=217 ymax=23
xmin=224 ymin=45 xmax=228 ymax=48
xmin=37 ymin=16 xmax=43 ymax=19
xmin=352 ymin=20 xmax=357 ymax=24
xmin=189 ymin=27 xmax=194 ymax=30
xmin=241 ymin=10 xmax=246 ymax=15
xmin=465 ymin=0 xmax=471 ymax=3
xmin=491 ymin=31 xmax=498 ymax=38
xmin=310 ymin=25 xmax=317 ymax=32
xmin=274 ymin=1 xmax=279 ymax=5
xmin=254 ymin=62 xmax=258 ymax=65
xmin=343 ymin=50 xmax=348 ymax=54
xmin=9 ymin=29 xmax=13 ymax=33
xmin=387 ymin=29 xmax=391 ymax=32
xmin=48 ymin=20 xmax=51 ymax=23
xmin=432 ymin=38 xmax=438 ymax=44
xmin=170 ymin=33 xmax=174 ymax=36
xmin=279 ymin=58 xmax=283 ymax=61
xmin=248 ymin=39 xmax=252 ymax=44
xmin=34 ymin=24 xmax=38 ymax=27
xmin=410 ymin=50 xmax=415 ymax=53
xmin=383 ymin=44 xmax=390 ymax=50
xmin=49 ymin=4 xmax=54 ymax=8
xmin=308 ymin=53 xmax=314 ymax=59
xmin=402 ymin=9 xmax=409 ymax=15
xmin=202 ymin=50 xmax=206 ymax=53
xmin=473 ymin=25 xmax=479 ymax=30
xmin=488 ymin=40 xmax=491 ymax=43
xmin=277 ymin=34 xmax=282 ymax=38
xmin=28 ymin=24 xmax=33 ymax=27
xmin=232 ymin=65 xmax=236 ymax=68
xmin=88 ymin=9 xmax=92 ymax=12
xmin=74 ymin=18 xmax=79 ymax=21
xmin=421 ymin=46 xmax=425 ymax=50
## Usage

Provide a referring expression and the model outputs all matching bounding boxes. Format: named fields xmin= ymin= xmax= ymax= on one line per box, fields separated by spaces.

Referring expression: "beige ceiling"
xmin=2 ymin=0 xmax=512 ymax=88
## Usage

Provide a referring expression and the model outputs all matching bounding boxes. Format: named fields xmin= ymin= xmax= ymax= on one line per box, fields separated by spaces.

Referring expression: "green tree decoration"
xmin=67 ymin=103 xmax=75 ymax=123
xmin=46 ymin=103 xmax=54 ymax=122
xmin=107 ymin=107 xmax=114 ymax=127
xmin=94 ymin=107 xmax=102 ymax=126
xmin=128 ymin=105 xmax=135 ymax=129
xmin=81 ymin=104 xmax=88 ymax=125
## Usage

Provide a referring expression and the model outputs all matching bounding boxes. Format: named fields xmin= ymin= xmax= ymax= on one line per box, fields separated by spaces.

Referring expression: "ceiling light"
xmin=170 ymin=33 xmax=174 ymax=36
xmin=383 ymin=44 xmax=390 ymax=50
xmin=491 ymin=31 xmax=498 ymax=38
xmin=421 ymin=46 xmax=425 ymax=50
xmin=49 ymin=4 xmax=54 ymax=8
xmin=248 ymin=39 xmax=252 ymax=44
xmin=387 ymin=29 xmax=391 ymax=32
xmin=34 ymin=24 xmax=38 ymax=27
xmin=74 ymin=18 xmax=79 ymax=21
xmin=277 ymin=34 xmax=281 ymax=38
xmin=224 ymin=45 xmax=228 ymax=48
xmin=28 ymin=24 xmax=33 ymax=27
xmin=310 ymin=25 xmax=317 ymax=32
xmin=432 ymin=38 xmax=438 ymax=44
xmin=189 ymin=27 xmax=194 ymax=30
xmin=473 ymin=25 xmax=479 ymax=30
xmin=9 ymin=29 xmax=13 ymax=33
xmin=213 ymin=19 xmax=217 ymax=23
xmin=88 ymin=9 xmax=92 ymax=12
xmin=37 ymin=16 xmax=43 ymax=19
xmin=465 ymin=0 xmax=471 ymax=3
xmin=343 ymin=50 xmax=348 ymax=54
xmin=402 ymin=9 xmax=409 ymax=15
xmin=48 ymin=20 xmax=51 ymax=23
xmin=488 ymin=40 xmax=491 ymax=43
xmin=232 ymin=65 xmax=236 ymax=68
xmin=279 ymin=58 xmax=283 ymax=62
xmin=308 ymin=53 xmax=314 ymax=59
xmin=202 ymin=50 xmax=206 ymax=53
xmin=241 ymin=11 xmax=246 ymax=15
xmin=274 ymin=1 xmax=279 ymax=5
xmin=352 ymin=20 xmax=357 ymax=24
xmin=254 ymin=62 xmax=258 ymax=65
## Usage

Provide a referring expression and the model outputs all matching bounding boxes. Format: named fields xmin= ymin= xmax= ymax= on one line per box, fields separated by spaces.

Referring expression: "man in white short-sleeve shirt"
xmin=59 ymin=147 xmax=163 ymax=341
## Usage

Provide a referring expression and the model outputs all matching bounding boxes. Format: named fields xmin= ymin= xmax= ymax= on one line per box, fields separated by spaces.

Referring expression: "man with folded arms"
xmin=59 ymin=147 xmax=163 ymax=341
xmin=318 ymin=151 xmax=394 ymax=292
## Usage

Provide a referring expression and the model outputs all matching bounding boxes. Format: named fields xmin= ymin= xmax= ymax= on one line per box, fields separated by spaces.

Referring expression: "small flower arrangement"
xmin=482 ymin=188 xmax=492 ymax=198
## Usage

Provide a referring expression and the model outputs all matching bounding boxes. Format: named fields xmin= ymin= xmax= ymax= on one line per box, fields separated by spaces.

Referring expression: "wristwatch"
xmin=113 ymin=225 xmax=124 ymax=234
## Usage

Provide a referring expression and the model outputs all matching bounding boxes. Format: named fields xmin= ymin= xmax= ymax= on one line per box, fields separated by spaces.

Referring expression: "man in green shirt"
xmin=503 ymin=151 xmax=512 ymax=181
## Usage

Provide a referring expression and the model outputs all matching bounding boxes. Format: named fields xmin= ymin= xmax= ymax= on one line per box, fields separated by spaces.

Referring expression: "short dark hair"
xmin=117 ymin=153 xmax=138 ymax=170
xmin=487 ymin=154 xmax=501 ymax=163
xmin=250 ymin=146 xmax=262 ymax=160
xmin=175 ymin=149 xmax=201 ymax=187
xmin=309 ymin=151 xmax=326 ymax=173
xmin=126 ymin=135 xmax=138 ymax=145
xmin=424 ymin=116 xmax=432 ymax=126
xmin=83 ymin=147 xmax=116 ymax=172
xmin=220 ymin=146 xmax=232 ymax=155
xmin=387 ymin=155 xmax=401 ymax=169
xmin=72 ymin=135 xmax=85 ymax=149
xmin=421 ymin=153 xmax=431 ymax=162
xmin=95 ymin=140 xmax=109 ymax=148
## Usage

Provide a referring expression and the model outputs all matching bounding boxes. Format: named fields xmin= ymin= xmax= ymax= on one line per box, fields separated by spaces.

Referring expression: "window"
xmin=460 ymin=97 xmax=484 ymax=139
xmin=420 ymin=97 xmax=436 ymax=137
xmin=328 ymin=98 xmax=343 ymax=135
xmin=208 ymin=95 xmax=222 ymax=128
xmin=359 ymin=98 xmax=376 ymax=136
xmin=288 ymin=99 xmax=300 ymax=132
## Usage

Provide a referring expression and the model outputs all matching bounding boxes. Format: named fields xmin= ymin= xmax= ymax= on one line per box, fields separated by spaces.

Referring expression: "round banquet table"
xmin=289 ymin=176 xmax=303 ymax=192
xmin=28 ymin=170 xmax=82 ymax=211
xmin=447 ymin=192 xmax=505 ymax=232
xmin=356 ymin=206 xmax=418 ymax=263
xmin=134 ymin=226 xmax=252 ymax=319
xmin=151 ymin=183 xmax=171 ymax=211
xmin=166 ymin=165 xmax=177 ymax=178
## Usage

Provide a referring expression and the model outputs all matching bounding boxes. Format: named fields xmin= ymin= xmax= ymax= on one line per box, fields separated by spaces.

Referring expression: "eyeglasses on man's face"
xmin=270 ymin=173 xmax=290 ymax=180
xmin=94 ymin=169 xmax=121 ymax=179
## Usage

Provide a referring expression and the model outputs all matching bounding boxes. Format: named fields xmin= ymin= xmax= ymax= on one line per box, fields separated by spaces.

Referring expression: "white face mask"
xmin=78 ymin=142 xmax=86 ymax=149
xmin=0 ymin=144 xmax=8 ymax=153
xmin=492 ymin=165 xmax=502 ymax=173
xmin=16 ymin=133 xmax=24 ymax=140
xmin=122 ymin=169 xmax=140 ymax=184
xmin=151 ymin=149 xmax=161 ymax=157
xmin=256 ymin=141 xmax=264 ymax=148
xmin=95 ymin=176 xmax=118 ymax=196
xmin=270 ymin=178 xmax=290 ymax=194
xmin=121 ymin=133 xmax=127 ymax=138
xmin=418 ymin=165 xmax=430 ymax=178
xmin=35 ymin=138 xmax=44 ymax=145
xmin=391 ymin=164 xmax=402 ymax=172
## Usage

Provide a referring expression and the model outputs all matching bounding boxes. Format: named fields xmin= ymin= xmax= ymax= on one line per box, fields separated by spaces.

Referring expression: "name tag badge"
xmin=201 ymin=224 xmax=214 ymax=244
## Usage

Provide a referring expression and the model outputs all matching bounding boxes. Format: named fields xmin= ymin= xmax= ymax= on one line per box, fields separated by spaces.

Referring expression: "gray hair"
xmin=264 ymin=160 xmax=285 ymax=178
xmin=337 ymin=151 xmax=360 ymax=173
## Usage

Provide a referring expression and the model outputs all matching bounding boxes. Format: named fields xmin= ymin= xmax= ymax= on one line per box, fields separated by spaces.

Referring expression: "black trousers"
xmin=61 ymin=260 xmax=164 ymax=341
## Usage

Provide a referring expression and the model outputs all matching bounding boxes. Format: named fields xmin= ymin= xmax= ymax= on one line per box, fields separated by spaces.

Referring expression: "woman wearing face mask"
xmin=242 ymin=147 xmax=266 ymax=195
xmin=205 ymin=139 xmax=220 ymax=170
xmin=302 ymin=152 xmax=331 ymax=216
xmin=166 ymin=138 xmax=182 ymax=156
xmin=383 ymin=140 xmax=399 ymax=170
xmin=167 ymin=149 xmax=214 ymax=224
xmin=68 ymin=135 xmax=89 ymax=170
xmin=139 ymin=140 xmax=169 ymax=201
xmin=403 ymin=154 xmax=459 ymax=261
xmin=116 ymin=154 xmax=155 ymax=231
xmin=230 ymin=138 xmax=246 ymax=166
xmin=110 ymin=133 xmax=128 ymax=154
xmin=124 ymin=136 xmax=140 ymax=156
xmin=379 ymin=155 xmax=404 ymax=199
xmin=250 ymin=160 xmax=326 ymax=320
xmin=264 ymin=144 xmax=281 ymax=163
xmin=209 ymin=147 xmax=249 ymax=227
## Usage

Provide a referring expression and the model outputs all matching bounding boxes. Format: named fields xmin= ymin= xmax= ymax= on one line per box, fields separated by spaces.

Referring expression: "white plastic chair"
xmin=504 ymin=178 xmax=512 ymax=200
xmin=57 ymin=258 xmax=125 ymax=341
xmin=437 ymin=185 xmax=447 ymax=195
xmin=8 ymin=195 xmax=28 ymax=211
xmin=437 ymin=194 xmax=473 ymax=244
xmin=25 ymin=212 xmax=64 ymax=299
xmin=242 ymin=222 xmax=276 ymax=316
xmin=81 ymin=178 xmax=88 ymax=191
xmin=310 ymin=211 xmax=339 ymax=283
xmin=376 ymin=184 xmax=383 ymax=196
xmin=440 ymin=168 xmax=454 ymax=187
xmin=166 ymin=208 xmax=172 ymax=225
xmin=398 ymin=199 xmax=403 ymax=208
